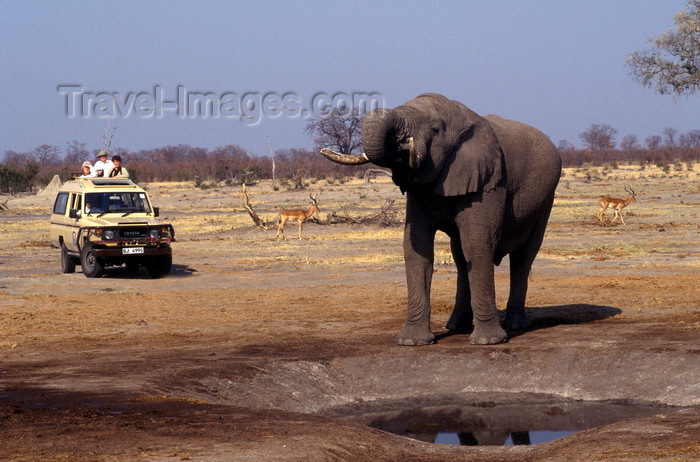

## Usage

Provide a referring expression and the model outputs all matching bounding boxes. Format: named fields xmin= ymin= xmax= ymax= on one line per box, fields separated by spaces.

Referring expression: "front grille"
xmin=121 ymin=229 xmax=147 ymax=237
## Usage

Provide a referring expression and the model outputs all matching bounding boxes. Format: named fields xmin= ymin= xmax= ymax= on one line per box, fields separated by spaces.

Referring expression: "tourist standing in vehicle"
xmin=93 ymin=150 xmax=114 ymax=177
xmin=108 ymin=155 xmax=129 ymax=178
xmin=79 ymin=161 xmax=94 ymax=178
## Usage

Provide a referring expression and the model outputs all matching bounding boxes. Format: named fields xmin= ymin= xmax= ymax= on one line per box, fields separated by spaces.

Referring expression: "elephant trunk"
xmin=360 ymin=109 xmax=398 ymax=166
xmin=319 ymin=108 xmax=419 ymax=169
xmin=362 ymin=109 xmax=419 ymax=169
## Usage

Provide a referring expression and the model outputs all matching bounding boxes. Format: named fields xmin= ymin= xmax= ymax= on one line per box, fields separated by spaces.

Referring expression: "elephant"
xmin=321 ymin=93 xmax=561 ymax=346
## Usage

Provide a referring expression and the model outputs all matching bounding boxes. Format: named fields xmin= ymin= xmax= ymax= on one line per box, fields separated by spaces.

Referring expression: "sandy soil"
xmin=1 ymin=167 xmax=699 ymax=461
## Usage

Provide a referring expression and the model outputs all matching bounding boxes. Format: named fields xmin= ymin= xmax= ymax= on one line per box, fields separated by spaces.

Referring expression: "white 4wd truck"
xmin=50 ymin=178 xmax=175 ymax=278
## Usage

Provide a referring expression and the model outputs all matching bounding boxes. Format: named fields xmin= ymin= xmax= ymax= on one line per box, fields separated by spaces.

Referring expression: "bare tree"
xmin=557 ymin=140 xmax=575 ymax=151
xmin=679 ymin=129 xmax=700 ymax=147
xmin=625 ymin=0 xmax=700 ymax=95
xmin=3 ymin=150 xmax=30 ymax=167
xmin=663 ymin=127 xmax=678 ymax=148
xmin=267 ymin=137 xmax=276 ymax=184
xmin=620 ymin=134 xmax=640 ymax=150
xmin=65 ymin=140 xmax=89 ymax=165
xmin=100 ymin=118 xmax=117 ymax=152
xmin=646 ymin=135 xmax=663 ymax=150
xmin=579 ymin=124 xmax=618 ymax=150
xmin=241 ymin=183 xmax=267 ymax=229
xmin=31 ymin=144 xmax=62 ymax=165
xmin=305 ymin=108 xmax=363 ymax=154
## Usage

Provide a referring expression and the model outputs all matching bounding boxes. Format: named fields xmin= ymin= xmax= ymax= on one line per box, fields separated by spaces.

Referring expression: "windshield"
xmin=84 ymin=192 xmax=152 ymax=215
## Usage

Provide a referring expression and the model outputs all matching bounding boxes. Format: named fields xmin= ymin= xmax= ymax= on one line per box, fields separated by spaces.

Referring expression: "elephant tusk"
xmin=407 ymin=137 xmax=420 ymax=169
xmin=320 ymin=148 xmax=371 ymax=165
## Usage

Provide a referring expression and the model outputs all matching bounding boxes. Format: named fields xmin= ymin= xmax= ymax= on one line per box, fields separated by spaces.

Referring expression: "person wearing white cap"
xmin=79 ymin=161 xmax=94 ymax=177
xmin=93 ymin=150 xmax=114 ymax=177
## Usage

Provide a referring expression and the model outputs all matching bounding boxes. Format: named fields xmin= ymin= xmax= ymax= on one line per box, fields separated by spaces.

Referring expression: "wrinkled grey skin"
xmin=321 ymin=93 xmax=561 ymax=345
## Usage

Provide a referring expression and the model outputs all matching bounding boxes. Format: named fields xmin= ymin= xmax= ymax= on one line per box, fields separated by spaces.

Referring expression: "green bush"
xmin=0 ymin=162 xmax=39 ymax=193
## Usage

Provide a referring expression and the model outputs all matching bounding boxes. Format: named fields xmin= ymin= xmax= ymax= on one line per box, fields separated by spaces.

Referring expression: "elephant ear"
xmin=432 ymin=110 xmax=503 ymax=197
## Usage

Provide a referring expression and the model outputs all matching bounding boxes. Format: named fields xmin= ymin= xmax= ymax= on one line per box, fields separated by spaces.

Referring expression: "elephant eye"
xmin=430 ymin=121 xmax=443 ymax=135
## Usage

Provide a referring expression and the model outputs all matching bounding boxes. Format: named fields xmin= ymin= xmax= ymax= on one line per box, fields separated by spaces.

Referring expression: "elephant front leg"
xmin=467 ymin=254 xmax=507 ymax=345
xmin=397 ymin=223 xmax=436 ymax=346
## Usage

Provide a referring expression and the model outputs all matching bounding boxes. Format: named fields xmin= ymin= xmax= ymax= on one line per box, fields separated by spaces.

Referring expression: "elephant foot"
xmin=470 ymin=322 xmax=507 ymax=345
xmin=397 ymin=325 xmax=435 ymax=346
xmin=504 ymin=308 xmax=531 ymax=331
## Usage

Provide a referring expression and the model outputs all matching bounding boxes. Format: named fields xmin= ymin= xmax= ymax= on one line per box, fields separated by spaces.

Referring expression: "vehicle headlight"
xmin=150 ymin=229 xmax=159 ymax=238
xmin=105 ymin=230 xmax=115 ymax=240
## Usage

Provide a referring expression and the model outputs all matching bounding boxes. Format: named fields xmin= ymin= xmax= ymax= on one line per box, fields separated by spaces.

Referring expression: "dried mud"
xmin=1 ymin=172 xmax=699 ymax=461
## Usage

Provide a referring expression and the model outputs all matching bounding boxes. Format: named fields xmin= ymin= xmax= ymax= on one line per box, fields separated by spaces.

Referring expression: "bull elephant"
xmin=321 ymin=93 xmax=561 ymax=345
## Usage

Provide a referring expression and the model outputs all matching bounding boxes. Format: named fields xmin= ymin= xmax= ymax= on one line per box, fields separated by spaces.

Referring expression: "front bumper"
xmin=91 ymin=245 xmax=172 ymax=258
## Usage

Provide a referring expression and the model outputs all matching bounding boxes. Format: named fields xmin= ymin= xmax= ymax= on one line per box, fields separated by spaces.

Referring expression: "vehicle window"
xmin=120 ymin=192 xmax=151 ymax=213
xmin=85 ymin=193 xmax=105 ymax=213
xmin=53 ymin=192 xmax=69 ymax=215
xmin=71 ymin=193 xmax=81 ymax=211
xmin=84 ymin=192 xmax=151 ymax=214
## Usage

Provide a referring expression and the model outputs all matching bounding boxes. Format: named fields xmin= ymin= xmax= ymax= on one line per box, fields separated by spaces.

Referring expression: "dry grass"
xmin=1 ymin=163 xmax=698 ymax=274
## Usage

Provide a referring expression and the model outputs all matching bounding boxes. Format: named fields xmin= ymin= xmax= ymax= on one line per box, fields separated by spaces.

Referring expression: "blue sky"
xmin=1 ymin=0 xmax=697 ymax=157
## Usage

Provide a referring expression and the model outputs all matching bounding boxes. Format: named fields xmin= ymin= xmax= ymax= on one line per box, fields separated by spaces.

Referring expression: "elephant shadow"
xmin=524 ymin=303 xmax=621 ymax=325
xmin=435 ymin=304 xmax=622 ymax=342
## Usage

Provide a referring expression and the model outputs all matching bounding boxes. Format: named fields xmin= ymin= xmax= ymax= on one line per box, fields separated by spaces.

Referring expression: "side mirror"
xmin=153 ymin=207 xmax=159 ymax=217
xmin=69 ymin=208 xmax=79 ymax=219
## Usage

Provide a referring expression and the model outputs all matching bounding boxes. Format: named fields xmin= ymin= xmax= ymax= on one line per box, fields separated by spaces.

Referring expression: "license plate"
xmin=122 ymin=247 xmax=144 ymax=254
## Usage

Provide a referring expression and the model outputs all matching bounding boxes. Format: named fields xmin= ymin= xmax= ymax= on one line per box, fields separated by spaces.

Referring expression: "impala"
xmin=277 ymin=193 xmax=320 ymax=240
xmin=598 ymin=186 xmax=636 ymax=225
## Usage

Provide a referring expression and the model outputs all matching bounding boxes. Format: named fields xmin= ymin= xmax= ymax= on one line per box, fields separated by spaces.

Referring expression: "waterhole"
xmin=348 ymin=398 xmax=674 ymax=446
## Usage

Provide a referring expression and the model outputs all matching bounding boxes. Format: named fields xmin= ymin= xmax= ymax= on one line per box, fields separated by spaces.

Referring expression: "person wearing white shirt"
xmin=93 ymin=150 xmax=114 ymax=177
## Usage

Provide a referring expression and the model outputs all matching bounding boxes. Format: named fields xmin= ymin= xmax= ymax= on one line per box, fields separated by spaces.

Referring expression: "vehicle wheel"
xmin=80 ymin=243 xmax=104 ymax=278
xmin=147 ymin=255 xmax=172 ymax=278
xmin=61 ymin=243 xmax=76 ymax=274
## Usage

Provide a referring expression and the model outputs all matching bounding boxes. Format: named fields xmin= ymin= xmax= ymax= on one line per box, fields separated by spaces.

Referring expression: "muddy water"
xmin=344 ymin=398 xmax=677 ymax=446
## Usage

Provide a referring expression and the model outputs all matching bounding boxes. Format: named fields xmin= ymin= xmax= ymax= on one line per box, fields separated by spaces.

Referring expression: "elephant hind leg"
xmin=445 ymin=236 xmax=473 ymax=332
xmin=504 ymin=247 xmax=534 ymax=331
xmin=504 ymin=196 xmax=555 ymax=331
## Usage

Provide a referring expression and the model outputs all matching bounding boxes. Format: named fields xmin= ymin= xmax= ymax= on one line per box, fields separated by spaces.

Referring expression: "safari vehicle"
xmin=50 ymin=178 xmax=175 ymax=278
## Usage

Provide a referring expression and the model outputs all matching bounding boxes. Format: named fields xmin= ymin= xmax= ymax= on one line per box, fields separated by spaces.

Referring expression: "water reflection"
xmin=352 ymin=399 xmax=674 ymax=446
xmin=396 ymin=428 xmax=572 ymax=446
xmin=434 ymin=430 xmax=574 ymax=446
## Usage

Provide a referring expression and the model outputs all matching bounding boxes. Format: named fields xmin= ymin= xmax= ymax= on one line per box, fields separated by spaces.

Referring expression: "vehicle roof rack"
xmin=84 ymin=178 xmax=136 ymax=186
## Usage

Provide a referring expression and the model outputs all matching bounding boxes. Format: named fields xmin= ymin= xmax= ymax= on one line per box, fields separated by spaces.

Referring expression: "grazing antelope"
xmin=277 ymin=193 xmax=320 ymax=240
xmin=598 ymin=186 xmax=636 ymax=225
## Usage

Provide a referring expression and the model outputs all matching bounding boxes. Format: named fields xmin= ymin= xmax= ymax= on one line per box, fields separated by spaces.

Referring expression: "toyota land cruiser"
xmin=50 ymin=178 xmax=175 ymax=278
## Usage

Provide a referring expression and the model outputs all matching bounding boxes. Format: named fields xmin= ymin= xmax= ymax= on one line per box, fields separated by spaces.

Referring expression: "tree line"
xmin=0 ymin=142 xmax=363 ymax=194
xmin=1 ymin=129 xmax=698 ymax=194
xmin=559 ymin=124 xmax=700 ymax=167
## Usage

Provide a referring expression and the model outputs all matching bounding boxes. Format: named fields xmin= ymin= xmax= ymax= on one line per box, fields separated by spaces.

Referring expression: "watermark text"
xmin=57 ymin=85 xmax=384 ymax=125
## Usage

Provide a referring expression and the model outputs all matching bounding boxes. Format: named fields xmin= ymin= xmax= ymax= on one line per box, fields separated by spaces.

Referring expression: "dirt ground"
xmin=1 ymin=166 xmax=699 ymax=461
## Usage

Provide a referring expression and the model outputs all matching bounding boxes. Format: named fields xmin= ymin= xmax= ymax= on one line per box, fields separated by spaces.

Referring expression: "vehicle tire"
xmin=80 ymin=243 xmax=104 ymax=278
xmin=147 ymin=254 xmax=172 ymax=278
xmin=61 ymin=243 xmax=76 ymax=274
